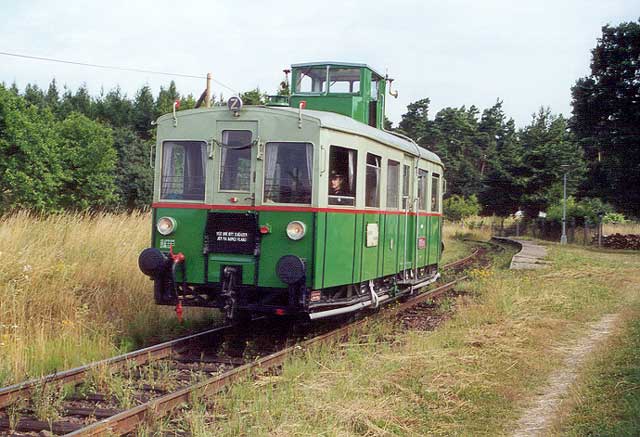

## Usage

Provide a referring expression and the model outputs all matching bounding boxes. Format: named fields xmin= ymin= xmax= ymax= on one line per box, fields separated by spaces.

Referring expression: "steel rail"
xmin=65 ymin=253 xmax=484 ymax=436
xmin=442 ymin=247 xmax=482 ymax=270
xmin=0 ymin=324 xmax=233 ymax=409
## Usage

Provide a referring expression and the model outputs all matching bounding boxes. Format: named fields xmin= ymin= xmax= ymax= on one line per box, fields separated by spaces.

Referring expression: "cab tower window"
xmin=328 ymin=68 xmax=360 ymax=93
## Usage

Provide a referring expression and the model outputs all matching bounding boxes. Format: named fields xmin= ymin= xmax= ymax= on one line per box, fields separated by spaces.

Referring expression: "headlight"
xmin=286 ymin=221 xmax=306 ymax=240
xmin=157 ymin=216 xmax=177 ymax=235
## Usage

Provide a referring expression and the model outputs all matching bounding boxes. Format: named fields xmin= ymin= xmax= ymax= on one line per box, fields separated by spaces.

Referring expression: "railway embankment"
xmin=167 ymin=241 xmax=639 ymax=436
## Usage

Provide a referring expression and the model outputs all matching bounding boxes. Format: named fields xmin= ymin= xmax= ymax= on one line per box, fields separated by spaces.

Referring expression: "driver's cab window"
xmin=296 ymin=67 xmax=327 ymax=94
xmin=220 ymin=130 xmax=252 ymax=191
xmin=328 ymin=68 xmax=360 ymax=94
xmin=328 ymin=145 xmax=357 ymax=206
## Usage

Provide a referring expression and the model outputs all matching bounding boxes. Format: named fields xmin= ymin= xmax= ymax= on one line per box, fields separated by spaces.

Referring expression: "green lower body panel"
xmin=149 ymin=207 xmax=442 ymax=298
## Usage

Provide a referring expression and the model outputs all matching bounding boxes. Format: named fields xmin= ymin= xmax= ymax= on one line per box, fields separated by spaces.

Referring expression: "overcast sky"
xmin=1 ymin=0 xmax=638 ymax=126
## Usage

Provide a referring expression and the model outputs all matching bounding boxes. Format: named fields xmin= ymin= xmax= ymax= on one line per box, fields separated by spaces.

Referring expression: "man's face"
xmin=331 ymin=176 xmax=343 ymax=190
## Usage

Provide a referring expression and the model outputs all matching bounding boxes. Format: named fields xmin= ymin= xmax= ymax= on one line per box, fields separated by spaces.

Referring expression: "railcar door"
xmin=214 ymin=121 xmax=259 ymax=206
xmin=399 ymin=156 xmax=415 ymax=277
xmin=205 ymin=121 xmax=259 ymax=287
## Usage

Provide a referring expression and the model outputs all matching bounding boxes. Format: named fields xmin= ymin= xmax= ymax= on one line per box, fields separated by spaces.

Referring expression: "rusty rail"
xmin=0 ymin=324 xmax=233 ymax=409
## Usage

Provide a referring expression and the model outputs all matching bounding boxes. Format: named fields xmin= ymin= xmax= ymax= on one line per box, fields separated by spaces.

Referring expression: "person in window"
xmin=329 ymin=171 xmax=347 ymax=196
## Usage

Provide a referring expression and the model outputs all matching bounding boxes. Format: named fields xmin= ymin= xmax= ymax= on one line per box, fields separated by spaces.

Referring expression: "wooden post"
xmin=598 ymin=219 xmax=602 ymax=248
xmin=205 ymin=73 xmax=212 ymax=108
xmin=583 ymin=217 xmax=588 ymax=245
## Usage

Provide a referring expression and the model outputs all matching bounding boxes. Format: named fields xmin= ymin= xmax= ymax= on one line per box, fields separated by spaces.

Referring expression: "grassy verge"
xmin=168 ymin=243 xmax=639 ymax=436
xmin=0 ymin=211 xmax=216 ymax=386
xmin=551 ymin=302 xmax=640 ymax=436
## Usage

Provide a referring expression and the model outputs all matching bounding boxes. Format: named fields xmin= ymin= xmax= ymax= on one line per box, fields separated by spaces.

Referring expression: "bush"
xmin=602 ymin=212 xmax=626 ymax=224
xmin=546 ymin=197 xmax=615 ymax=224
xmin=444 ymin=195 xmax=481 ymax=222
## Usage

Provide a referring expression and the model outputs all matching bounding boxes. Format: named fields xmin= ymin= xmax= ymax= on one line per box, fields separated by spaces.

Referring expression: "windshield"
xmin=264 ymin=142 xmax=313 ymax=204
xmin=160 ymin=141 xmax=207 ymax=201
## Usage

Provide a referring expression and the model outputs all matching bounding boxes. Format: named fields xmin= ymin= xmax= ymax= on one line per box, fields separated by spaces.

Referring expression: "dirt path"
xmin=512 ymin=313 xmax=620 ymax=437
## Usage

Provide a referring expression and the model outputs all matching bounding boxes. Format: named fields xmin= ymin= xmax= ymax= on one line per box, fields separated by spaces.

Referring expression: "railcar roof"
xmin=272 ymin=106 xmax=442 ymax=165
xmin=157 ymin=106 xmax=442 ymax=165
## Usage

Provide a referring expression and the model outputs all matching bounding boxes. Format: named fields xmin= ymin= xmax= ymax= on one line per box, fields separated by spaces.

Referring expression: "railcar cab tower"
xmin=287 ymin=62 xmax=387 ymax=129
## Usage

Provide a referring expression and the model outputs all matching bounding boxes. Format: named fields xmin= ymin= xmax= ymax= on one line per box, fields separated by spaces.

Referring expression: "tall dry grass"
xmin=0 ymin=211 xmax=213 ymax=386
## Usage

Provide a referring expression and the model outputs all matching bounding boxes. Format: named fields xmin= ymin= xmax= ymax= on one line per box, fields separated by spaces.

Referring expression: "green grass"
xmin=552 ymin=303 xmax=640 ymax=436
xmin=166 ymin=243 xmax=640 ymax=436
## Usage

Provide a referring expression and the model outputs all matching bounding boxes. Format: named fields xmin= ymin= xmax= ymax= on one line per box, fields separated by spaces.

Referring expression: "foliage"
xmin=0 ymin=86 xmax=65 ymax=212
xmin=155 ymin=81 xmax=181 ymax=117
xmin=132 ymin=85 xmax=155 ymax=140
xmin=518 ymin=108 xmax=587 ymax=217
xmin=112 ymin=127 xmax=153 ymax=209
xmin=443 ymin=194 xmax=481 ymax=221
xmin=56 ymin=112 xmax=118 ymax=209
xmin=240 ymin=87 xmax=267 ymax=105
xmin=546 ymin=196 xmax=614 ymax=224
xmin=571 ymin=19 xmax=640 ymax=217
xmin=602 ymin=212 xmax=626 ymax=224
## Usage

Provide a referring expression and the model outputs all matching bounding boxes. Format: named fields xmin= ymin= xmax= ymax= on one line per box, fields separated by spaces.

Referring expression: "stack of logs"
xmin=596 ymin=233 xmax=640 ymax=250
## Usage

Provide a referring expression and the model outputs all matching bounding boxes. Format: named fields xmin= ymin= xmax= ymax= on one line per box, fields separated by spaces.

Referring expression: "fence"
xmin=492 ymin=218 xmax=603 ymax=245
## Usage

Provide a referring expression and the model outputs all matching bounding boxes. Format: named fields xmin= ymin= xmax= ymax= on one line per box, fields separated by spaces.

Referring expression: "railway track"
xmin=0 ymin=245 xmax=488 ymax=436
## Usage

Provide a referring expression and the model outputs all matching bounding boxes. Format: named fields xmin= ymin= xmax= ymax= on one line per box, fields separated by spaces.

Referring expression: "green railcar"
xmin=138 ymin=62 xmax=444 ymax=321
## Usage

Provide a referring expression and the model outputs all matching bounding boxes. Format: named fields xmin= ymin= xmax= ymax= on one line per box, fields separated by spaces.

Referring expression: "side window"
xmin=402 ymin=164 xmax=410 ymax=209
xmin=328 ymin=146 xmax=357 ymax=206
xmin=417 ymin=169 xmax=428 ymax=211
xmin=220 ymin=130 xmax=252 ymax=191
xmin=365 ymin=153 xmax=381 ymax=208
xmin=264 ymin=142 xmax=313 ymax=204
xmin=161 ymin=140 xmax=207 ymax=201
xmin=431 ymin=173 xmax=441 ymax=212
xmin=387 ymin=160 xmax=400 ymax=209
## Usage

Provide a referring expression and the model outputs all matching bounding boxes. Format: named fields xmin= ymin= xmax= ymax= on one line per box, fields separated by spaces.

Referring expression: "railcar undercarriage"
xmin=143 ymin=249 xmax=439 ymax=322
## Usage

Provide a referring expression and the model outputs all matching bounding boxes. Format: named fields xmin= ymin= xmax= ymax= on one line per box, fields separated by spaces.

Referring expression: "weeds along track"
xmin=0 ymin=244 xmax=493 ymax=436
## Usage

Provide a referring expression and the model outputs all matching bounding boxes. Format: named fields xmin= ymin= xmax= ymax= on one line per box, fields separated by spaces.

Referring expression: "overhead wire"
xmin=0 ymin=50 xmax=238 ymax=94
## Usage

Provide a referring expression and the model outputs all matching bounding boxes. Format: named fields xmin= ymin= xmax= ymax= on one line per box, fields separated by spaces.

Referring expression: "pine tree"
xmin=570 ymin=19 xmax=640 ymax=216
xmin=132 ymin=85 xmax=155 ymax=140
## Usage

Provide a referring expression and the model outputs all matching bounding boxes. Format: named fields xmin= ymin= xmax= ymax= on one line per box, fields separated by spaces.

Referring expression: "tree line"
xmin=1 ymin=19 xmax=637 ymax=218
xmin=396 ymin=19 xmax=639 ymax=220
